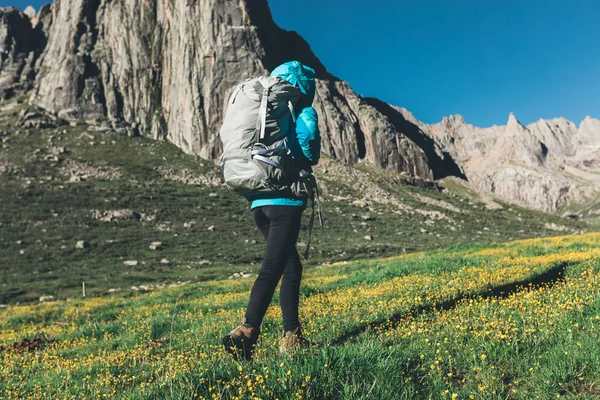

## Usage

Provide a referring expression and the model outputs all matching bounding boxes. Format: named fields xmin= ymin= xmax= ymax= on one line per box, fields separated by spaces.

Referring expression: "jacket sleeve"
xmin=295 ymin=106 xmax=321 ymax=165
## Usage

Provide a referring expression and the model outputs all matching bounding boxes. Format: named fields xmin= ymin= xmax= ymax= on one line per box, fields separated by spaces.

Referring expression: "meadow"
xmin=1 ymin=233 xmax=599 ymax=399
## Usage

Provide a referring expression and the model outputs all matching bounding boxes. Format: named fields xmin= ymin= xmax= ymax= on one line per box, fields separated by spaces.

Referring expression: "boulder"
xmin=149 ymin=241 xmax=162 ymax=250
xmin=352 ymin=200 xmax=369 ymax=208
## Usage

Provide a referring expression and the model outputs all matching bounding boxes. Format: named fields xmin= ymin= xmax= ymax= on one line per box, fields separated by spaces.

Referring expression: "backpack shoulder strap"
xmin=253 ymin=76 xmax=302 ymax=143
xmin=288 ymin=101 xmax=296 ymax=122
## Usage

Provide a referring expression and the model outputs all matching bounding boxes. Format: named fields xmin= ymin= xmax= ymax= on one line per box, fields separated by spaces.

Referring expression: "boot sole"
xmin=222 ymin=334 xmax=252 ymax=361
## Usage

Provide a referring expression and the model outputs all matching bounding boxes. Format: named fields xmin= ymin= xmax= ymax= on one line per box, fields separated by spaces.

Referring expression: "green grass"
xmin=1 ymin=233 xmax=599 ymax=399
xmin=558 ymin=192 xmax=600 ymax=229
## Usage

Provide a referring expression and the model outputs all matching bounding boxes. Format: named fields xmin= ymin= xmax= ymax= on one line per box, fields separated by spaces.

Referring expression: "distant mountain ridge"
xmin=0 ymin=1 xmax=598 ymax=213
xmin=400 ymin=110 xmax=600 ymax=212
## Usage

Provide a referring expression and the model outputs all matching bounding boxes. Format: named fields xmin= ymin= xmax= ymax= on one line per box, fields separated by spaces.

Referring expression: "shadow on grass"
xmin=329 ymin=261 xmax=570 ymax=346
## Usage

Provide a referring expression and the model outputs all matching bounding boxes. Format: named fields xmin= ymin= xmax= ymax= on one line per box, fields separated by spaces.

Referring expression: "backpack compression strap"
xmin=251 ymin=140 xmax=291 ymax=169
xmin=257 ymin=87 xmax=270 ymax=141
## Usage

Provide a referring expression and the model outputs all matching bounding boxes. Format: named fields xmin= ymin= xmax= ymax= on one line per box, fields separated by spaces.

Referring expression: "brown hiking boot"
xmin=222 ymin=319 xmax=259 ymax=361
xmin=279 ymin=326 xmax=308 ymax=354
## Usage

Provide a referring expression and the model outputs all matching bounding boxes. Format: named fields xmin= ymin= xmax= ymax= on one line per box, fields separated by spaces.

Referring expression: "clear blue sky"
xmin=8 ymin=0 xmax=600 ymax=127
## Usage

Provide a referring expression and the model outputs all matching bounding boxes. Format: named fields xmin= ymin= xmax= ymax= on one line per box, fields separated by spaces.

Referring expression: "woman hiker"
xmin=220 ymin=61 xmax=321 ymax=361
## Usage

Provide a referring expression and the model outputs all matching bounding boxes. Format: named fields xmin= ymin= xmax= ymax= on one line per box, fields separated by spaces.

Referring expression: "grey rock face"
xmin=426 ymin=113 xmax=600 ymax=212
xmin=574 ymin=116 xmax=600 ymax=165
xmin=313 ymin=79 xmax=362 ymax=165
xmin=0 ymin=5 xmax=51 ymax=100
xmin=33 ymin=0 xmax=105 ymax=120
xmin=25 ymin=0 xmax=447 ymax=180
xmin=313 ymin=79 xmax=465 ymax=180
xmin=33 ymin=0 xmax=268 ymax=156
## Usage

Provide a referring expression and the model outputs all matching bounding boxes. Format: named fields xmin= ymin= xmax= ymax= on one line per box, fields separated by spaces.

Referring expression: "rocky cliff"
xmin=423 ymin=113 xmax=600 ymax=212
xmin=0 ymin=5 xmax=52 ymax=99
xmin=0 ymin=1 xmax=598 ymax=213
xmin=1 ymin=0 xmax=451 ymax=182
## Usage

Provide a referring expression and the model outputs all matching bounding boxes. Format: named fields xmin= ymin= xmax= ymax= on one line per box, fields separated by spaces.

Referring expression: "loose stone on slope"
xmin=149 ymin=241 xmax=162 ymax=250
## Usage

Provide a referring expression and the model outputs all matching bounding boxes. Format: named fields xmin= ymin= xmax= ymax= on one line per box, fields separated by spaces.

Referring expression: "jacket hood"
xmin=270 ymin=61 xmax=316 ymax=105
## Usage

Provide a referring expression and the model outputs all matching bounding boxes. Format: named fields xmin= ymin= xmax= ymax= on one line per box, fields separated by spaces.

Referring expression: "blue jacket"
xmin=250 ymin=61 xmax=321 ymax=210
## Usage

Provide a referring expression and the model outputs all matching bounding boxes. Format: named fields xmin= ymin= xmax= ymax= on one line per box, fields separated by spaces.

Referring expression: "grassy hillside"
xmin=1 ymin=233 xmax=599 ymax=399
xmin=0 ymin=100 xmax=590 ymax=304
xmin=558 ymin=192 xmax=600 ymax=229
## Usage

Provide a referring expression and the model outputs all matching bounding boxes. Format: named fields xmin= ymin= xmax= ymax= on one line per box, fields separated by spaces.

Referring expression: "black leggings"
xmin=244 ymin=205 xmax=304 ymax=332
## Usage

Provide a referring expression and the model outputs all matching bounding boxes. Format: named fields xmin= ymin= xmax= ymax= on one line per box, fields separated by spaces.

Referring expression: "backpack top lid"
xmin=270 ymin=61 xmax=316 ymax=105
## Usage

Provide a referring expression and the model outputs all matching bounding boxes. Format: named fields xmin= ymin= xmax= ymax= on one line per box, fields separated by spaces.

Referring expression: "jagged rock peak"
xmin=507 ymin=112 xmax=524 ymax=128
xmin=449 ymin=114 xmax=465 ymax=124
xmin=23 ymin=6 xmax=37 ymax=20
xmin=390 ymin=105 xmax=421 ymax=125
xmin=440 ymin=114 xmax=466 ymax=127
xmin=580 ymin=115 xmax=600 ymax=127
xmin=424 ymin=110 xmax=599 ymax=212
xmin=576 ymin=116 xmax=600 ymax=149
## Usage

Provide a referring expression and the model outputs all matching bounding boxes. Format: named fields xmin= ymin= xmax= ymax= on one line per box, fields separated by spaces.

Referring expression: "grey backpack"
xmin=219 ymin=76 xmax=303 ymax=195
